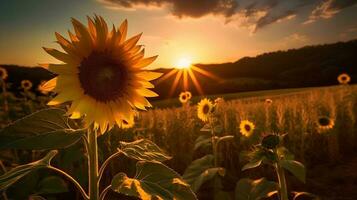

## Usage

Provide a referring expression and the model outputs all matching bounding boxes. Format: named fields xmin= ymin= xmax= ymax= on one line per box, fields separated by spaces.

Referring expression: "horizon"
xmin=1 ymin=0 xmax=357 ymax=69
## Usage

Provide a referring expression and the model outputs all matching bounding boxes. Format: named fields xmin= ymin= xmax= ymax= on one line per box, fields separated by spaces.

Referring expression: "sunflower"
xmin=21 ymin=80 xmax=33 ymax=90
xmin=185 ymin=91 xmax=192 ymax=100
xmin=240 ymin=120 xmax=255 ymax=137
xmin=179 ymin=92 xmax=188 ymax=103
xmin=337 ymin=73 xmax=351 ymax=85
xmin=197 ymin=98 xmax=214 ymax=122
xmin=42 ymin=15 xmax=162 ymax=134
xmin=214 ymin=97 xmax=224 ymax=105
xmin=265 ymin=98 xmax=273 ymax=104
xmin=317 ymin=116 xmax=335 ymax=133
xmin=0 ymin=67 xmax=8 ymax=80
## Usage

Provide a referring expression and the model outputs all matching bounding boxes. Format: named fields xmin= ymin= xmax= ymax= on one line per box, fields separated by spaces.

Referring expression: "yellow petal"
xmin=42 ymin=77 xmax=57 ymax=92
xmin=136 ymin=71 xmax=162 ymax=81
xmin=133 ymin=56 xmax=158 ymax=68
xmin=41 ymin=63 xmax=77 ymax=75
xmin=43 ymin=47 xmax=76 ymax=64
xmin=122 ymin=33 xmax=142 ymax=51
xmin=136 ymin=88 xmax=158 ymax=97
xmin=119 ymin=19 xmax=128 ymax=43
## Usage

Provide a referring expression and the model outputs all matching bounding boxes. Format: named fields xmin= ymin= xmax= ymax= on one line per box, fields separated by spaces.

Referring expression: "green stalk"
xmin=88 ymin=128 xmax=99 ymax=200
xmin=275 ymin=163 xmax=289 ymax=200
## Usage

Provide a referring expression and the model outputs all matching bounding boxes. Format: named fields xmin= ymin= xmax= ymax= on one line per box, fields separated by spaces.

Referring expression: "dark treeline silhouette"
xmin=1 ymin=39 xmax=356 ymax=99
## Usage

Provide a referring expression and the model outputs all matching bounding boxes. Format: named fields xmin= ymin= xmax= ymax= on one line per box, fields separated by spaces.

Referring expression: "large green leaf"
xmin=111 ymin=161 xmax=197 ymax=200
xmin=119 ymin=139 xmax=172 ymax=162
xmin=241 ymin=159 xmax=262 ymax=171
xmin=280 ymin=160 xmax=306 ymax=183
xmin=235 ymin=178 xmax=277 ymax=200
xmin=0 ymin=108 xmax=84 ymax=150
xmin=0 ymin=150 xmax=57 ymax=191
xmin=191 ymin=167 xmax=225 ymax=192
xmin=183 ymin=154 xmax=214 ymax=186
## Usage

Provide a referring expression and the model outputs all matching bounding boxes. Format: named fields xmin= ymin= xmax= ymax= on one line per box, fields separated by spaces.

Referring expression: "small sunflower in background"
xmin=240 ymin=120 xmax=255 ymax=137
xmin=214 ymin=97 xmax=224 ymax=105
xmin=179 ymin=92 xmax=189 ymax=104
xmin=337 ymin=73 xmax=351 ymax=85
xmin=0 ymin=67 xmax=8 ymax=80
xmin=317 ymin=116 xmax=335 ymax=133
xmin=21 ymin=80 xmax=33 ymax=91
xmin=197 ymin=98 xmax=214 ymax=122
xmin=265 ymin=98 xmax=273 ymax=104
xmin=185 ymin=91 xmax=192 ymax=100
xmin=42 ymin=15 xmax=161 ymax=134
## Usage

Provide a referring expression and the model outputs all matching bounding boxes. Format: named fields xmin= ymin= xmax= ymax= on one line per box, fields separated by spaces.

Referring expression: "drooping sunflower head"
xmin=179 ymin=92 xmax=188 ymax=104
xmin=21 ymin=80 xmax=33 ymax=91
xmin=0 ymin=67 xmax=8 ymax=80
xmin=337 ymin=73 xmax=351 ymax=85
xmin=317 ymin=116 xmax=335 ymax=133
xmin=240 ymin=120 xmax=255 ymax=137
xmin=42 ymin=15 xmax=162 ymax=135
xmin=185 ymin=91 xmax=192 ymax=100
xmin=197 ymin=98 xmax=214 ymax=122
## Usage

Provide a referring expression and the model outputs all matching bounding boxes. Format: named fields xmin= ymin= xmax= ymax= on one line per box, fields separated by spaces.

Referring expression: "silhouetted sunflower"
xmin=42 ymin=15 xmax=161 ymax=134
xmin=337 ymin=73 xmax=351 ymax=85
xmin=240 ymin=120 xmax=255 ymax=137
xmin=317 ymin=116 xmax=334 ymax=132
xmin=197 ymin=98 xmax=214 ymax=122
xmin=0 ymin=67 xmax=8 ymax=80
xmin=21 ymin=80 xmax=33 ymax=90
xmin=179 ymin=92 xmax=188 ymax=103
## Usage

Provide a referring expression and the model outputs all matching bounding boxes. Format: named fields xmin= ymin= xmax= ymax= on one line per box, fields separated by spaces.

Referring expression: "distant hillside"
xmin=154 ymin=39 xmax=357 ymax=98
xmin=1 ymin=39 xmax=356 ymax=99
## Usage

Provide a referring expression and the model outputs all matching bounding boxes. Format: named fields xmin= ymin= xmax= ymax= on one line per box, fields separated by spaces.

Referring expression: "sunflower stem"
xmin=274 ymin=149 xmax=289 ymax=200
xmin=88 ymin=128 xmax=99 ymax=200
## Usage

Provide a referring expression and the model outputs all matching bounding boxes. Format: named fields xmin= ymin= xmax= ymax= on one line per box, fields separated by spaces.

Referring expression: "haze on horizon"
xmin=0 ymin=0 xmax=357 ymax=69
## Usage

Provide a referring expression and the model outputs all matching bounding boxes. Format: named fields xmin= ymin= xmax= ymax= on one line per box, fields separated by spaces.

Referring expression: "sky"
xmin=0 ymin=0 xmax=357 ymax=69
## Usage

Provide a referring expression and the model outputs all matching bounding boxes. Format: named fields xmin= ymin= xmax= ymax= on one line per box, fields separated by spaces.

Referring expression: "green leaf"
xmin=119 ymin=139 xmax=172 ymax=162
xmin=37 ymin=176 xmax=68 ymax=194
xmin=0 ymin=150 xmax=57 ymax=191
xmin=235 ymin=178 xmax=278 ymax=200
xmin=194 ymin=135 xmax=212 ymax=151
xmin=191 ymin=167 xmax=225 ymax=192
xmin=0 ymin=108 xmax=83 ymax=150
xmin=111 ymin=161 xmax=197 ymax=200
xmin=183 ymin=154 xmax=214 ymax=186
xmin=280 ymin=160 xmax=306 ymax=183
xmin=242 ymin=159 xmax=262 ymax=171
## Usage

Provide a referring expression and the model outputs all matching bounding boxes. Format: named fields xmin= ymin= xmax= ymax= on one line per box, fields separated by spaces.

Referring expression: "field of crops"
xmin=0 ymin=80 xmax=356 ymax=199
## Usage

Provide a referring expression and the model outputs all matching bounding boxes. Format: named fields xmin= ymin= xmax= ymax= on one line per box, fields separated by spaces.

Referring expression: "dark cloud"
xmin=100 ymin=0 xmax=357 ymax=32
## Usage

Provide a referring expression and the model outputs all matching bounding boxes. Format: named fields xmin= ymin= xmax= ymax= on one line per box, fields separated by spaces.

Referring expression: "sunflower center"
xmin=182 ymin=95 xmax=186 ymax=100
xmin=78 ymin=51 xmax=128 ymax=102
xmin=318 ymin=117 xmax=330 ymax=126
xmin=244 ymin=124 xmax=251 ymax=132
xmin=202 ymin=104 xmax=210 ymax=114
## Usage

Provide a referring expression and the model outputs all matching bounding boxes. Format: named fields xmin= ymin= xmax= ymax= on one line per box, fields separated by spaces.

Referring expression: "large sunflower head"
xmin=0 ymin=67 xmax=8 ymax=80
xmin=240 ymin=120 xmax=255 ymax=137
xmin=337 ymin=73 xmax=351 ymax=85
xmin=179 ymin=92 xmax=188 ymax=104
xmin=317 ymin=116 xmax=335 ymax=133
xmin=42 ymin=15 xmax=162 ymax=134
xmin=197 ymin=98 xmax=214 ymax=122
xmin=21 ymin=80 xmax=33 ymax=91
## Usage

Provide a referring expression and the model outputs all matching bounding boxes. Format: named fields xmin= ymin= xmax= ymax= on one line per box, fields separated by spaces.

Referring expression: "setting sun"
xmin=175 ymin=58 xmax=192 ymax=69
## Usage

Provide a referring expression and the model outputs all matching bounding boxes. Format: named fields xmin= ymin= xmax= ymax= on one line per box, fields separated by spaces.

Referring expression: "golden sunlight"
xmin=175 ymin=58 xmax=192 ymax=69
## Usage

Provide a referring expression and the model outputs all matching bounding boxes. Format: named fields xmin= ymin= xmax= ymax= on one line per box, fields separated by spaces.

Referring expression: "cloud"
xmin=99 ymin=0 xmax=356 ymax=32
xmin=304 ymin=0 xmax=357 ymax=24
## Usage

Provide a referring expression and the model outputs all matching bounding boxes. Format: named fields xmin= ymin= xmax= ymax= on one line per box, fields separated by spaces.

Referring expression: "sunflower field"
xmin=0 ymin=15 xmax=356 ymax=200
